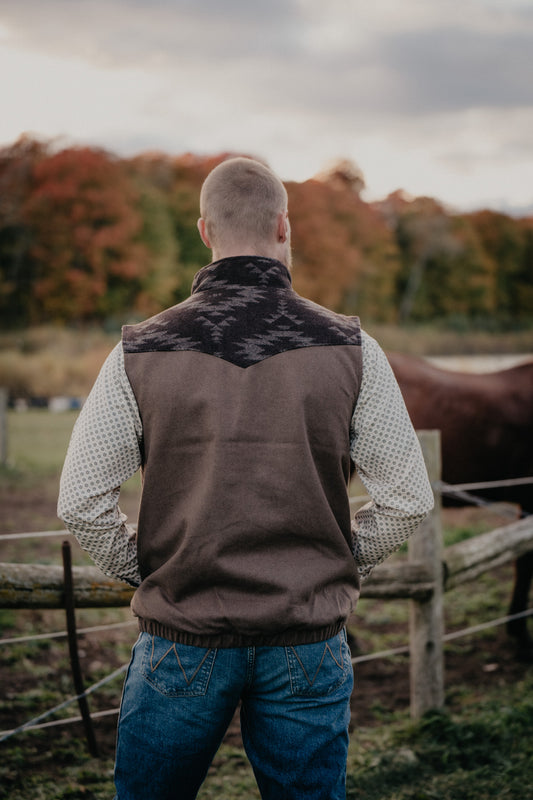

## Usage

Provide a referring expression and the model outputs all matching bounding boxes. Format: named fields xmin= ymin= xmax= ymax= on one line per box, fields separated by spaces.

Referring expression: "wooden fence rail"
xmin=0 ymin=562 xmax=134 ymax=609
xmin=444 ymin=516 xmax=533 ymax=589
xmin=0 ymin=560 xmax=440 ymax=609
xmin=2 ymin=518 xmax=530 ymax=607
xmin=1 ymin=431 xmax=533 ymax=719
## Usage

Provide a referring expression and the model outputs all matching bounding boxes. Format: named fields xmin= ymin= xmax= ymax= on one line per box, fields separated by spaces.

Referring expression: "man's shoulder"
xmin=121 ymin=298 xmax=198 ymax=354
xmin=290 ymin=293 xmax=362 ymax=344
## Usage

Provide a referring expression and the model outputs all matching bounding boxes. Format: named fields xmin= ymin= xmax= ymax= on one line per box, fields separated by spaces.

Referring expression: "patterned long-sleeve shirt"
xmin=58 ymin=330 xmax=434 ymax=587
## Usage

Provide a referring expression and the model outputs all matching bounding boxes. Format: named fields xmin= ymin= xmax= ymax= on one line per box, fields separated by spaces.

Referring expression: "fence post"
xmin=0 ymin=388 xmax=7 ymax=466
xmin=409 ymin=430 xmax=444 ymax=718
xmin=62 ymin=541 xmax=99 ymax=757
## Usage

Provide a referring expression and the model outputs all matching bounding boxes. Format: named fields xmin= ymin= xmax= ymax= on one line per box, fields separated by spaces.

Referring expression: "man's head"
xmin=197 ymin=157 xmax=291 ymax=266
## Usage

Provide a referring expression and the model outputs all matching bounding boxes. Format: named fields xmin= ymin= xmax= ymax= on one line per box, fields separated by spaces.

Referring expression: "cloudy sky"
xmin=1 ymin=0 xmax=532 ymax=213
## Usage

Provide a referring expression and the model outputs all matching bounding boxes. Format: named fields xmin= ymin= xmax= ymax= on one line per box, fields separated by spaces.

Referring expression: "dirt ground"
xmin=1 ymin=482 xmax=532 ymax=757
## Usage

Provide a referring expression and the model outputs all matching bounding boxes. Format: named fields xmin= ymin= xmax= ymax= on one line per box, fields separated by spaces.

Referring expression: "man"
xmin=58 ymin=157 xmax=433 ymax=800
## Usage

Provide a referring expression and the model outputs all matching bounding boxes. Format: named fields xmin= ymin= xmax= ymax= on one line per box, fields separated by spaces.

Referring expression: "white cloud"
xmin=0 ymin=41 xmax=165 ymax=145
xmin=0 ymin=0 xmax=532 ymax=211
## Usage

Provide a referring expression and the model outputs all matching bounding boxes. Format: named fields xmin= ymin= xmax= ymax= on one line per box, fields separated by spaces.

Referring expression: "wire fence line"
xmin=0 ymin=476 xmax=533 ymax=542
xmin=435 ymin=480 xmax=533 ymax=519
xmin=351 ymin=607 xmax=533 ymax=664
xmin=0 ymin=530 xmax=75 ymax=542
xmin=0 ymin=664 xmax=128 ymax=743
xmin=1 ymin=468 xmax=532 ymax=746
xmin=0 ymin=618 xmax=137 ymax=646
xmin=1 ymin=607 xmax=532 ymax=744
xmin=2 ymin=475 xmax=531 ymax=541
xmin=1 ymin=707 xmax=121 ymax=735
xmin=441 ymin=476 xmax=533 ymax=491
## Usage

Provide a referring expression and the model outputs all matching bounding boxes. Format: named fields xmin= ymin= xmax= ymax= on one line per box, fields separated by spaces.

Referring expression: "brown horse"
xmin=388 ymin=353 xmax=533 ymax=659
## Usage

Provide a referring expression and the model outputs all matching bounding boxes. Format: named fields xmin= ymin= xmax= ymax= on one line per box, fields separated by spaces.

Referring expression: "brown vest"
xmin=123 ymin=256 xmax=363 ymax=647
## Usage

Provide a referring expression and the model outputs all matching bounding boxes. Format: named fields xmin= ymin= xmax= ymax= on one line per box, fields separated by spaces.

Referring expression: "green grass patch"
xmin=2 ymin=676 xmax=532 ymax=800
xmin=0 ymin=739 xmax=117 ymax=800
xmin=5 ymin=410 xmax=78 ymax=479
xmin=1 ymin=408 xmax=141 ymax=495
xmin=344 ymin=675 xmax=533 ymax=800
xmin=442 ymin=523 xmax=490 ymax=547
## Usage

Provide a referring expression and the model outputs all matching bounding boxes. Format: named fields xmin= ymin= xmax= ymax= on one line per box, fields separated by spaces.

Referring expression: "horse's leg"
xmin=507 ymin=551 xmax=533 ymax=659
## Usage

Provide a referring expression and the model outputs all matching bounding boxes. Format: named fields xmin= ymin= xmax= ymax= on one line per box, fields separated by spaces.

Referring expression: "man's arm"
xmin=57 ymin=343 xmax=143 ymax=586
xmin=350 ymin=332 xmax=434 ymax=581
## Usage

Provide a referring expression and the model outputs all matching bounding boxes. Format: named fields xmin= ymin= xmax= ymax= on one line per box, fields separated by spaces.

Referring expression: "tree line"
xmin=1 ymin=135 xmax=532 ymax=329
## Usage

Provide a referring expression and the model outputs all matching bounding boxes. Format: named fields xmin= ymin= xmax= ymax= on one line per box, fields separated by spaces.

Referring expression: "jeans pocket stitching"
xmin=149 ymin=639 xmax=175 ymax=673
xmin=286 ymin=634 xmax=349 ymax=697
xmin=290 ymin=644 xmax=328 ymax=687
xmin=175 ymin=648 xmax=213 ymax=685
xmin=140 ymin=635 xmax=217 ymax=697
xmin=326 ymin=640 xmax=344 ymax=670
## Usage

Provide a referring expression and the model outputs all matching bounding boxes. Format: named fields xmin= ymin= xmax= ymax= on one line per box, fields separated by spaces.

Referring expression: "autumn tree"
xmin=125 ymin=153 xmax=181 ymax=317
xmin=378 ymin=192 xmax=495 ymax=324
xmin=24 ymin=146 xmax=149 ymax=322
xmin=467 ymin=210 xmax=533 ymax=324
xmin=288 ymin=170 xmax=400 ymax=321
xmin=168 ymin=153 xmax=242 ymax=300
xmin=517 ymin=217 xmax=533 ymax=318
xmin=129 ymin=151 xmax=232 ymax=306
xmin=2 ymin=137 xmax=531 ymax=330
xmin=0 ymin=135 xmax=47 ymax=326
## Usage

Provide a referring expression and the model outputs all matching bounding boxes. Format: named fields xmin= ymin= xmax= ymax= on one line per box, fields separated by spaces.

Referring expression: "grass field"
xmin=1 ymin=410 xmax=532 ymax=799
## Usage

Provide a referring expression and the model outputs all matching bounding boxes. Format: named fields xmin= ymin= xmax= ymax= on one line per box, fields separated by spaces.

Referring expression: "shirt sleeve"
xmin=57 ymin=342 xmax=143 ymax=587
xmin=350 ymin=332 xmax=434 ymax=581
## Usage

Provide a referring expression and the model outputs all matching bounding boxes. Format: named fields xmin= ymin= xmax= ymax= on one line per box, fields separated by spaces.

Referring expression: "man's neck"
xmin=211 ymin=244 xmax=291 ymax=270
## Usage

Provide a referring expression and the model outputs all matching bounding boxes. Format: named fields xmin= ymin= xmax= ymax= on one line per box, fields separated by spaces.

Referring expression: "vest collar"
xmin=191 ymin=256 xmax=292 ymax=295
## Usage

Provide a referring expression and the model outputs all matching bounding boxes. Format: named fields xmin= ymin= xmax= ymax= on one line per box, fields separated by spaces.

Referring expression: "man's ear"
xmin=197 ymin=218 xmax=211 ymax=249
xmin=277 ymin=211 xmax=288 ymax=243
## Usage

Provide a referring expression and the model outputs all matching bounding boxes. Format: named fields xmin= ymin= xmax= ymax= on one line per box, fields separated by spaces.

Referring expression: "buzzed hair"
xmin=200 ymin=157 xmax=288 ymax=249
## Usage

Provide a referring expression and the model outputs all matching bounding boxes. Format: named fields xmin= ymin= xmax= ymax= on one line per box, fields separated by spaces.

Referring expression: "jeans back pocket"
xmin=139 ymin=634 xmax=217 ymax=697
xmin=286 ymin=631 xmax=352 ymax=698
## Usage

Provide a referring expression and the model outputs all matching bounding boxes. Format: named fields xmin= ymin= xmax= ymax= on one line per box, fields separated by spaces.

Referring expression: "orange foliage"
xmin=25 ymin=147 xmax=148 ymax=320
xmin=288 ymin=178 xmax=400 ymax=320
xmin=2 ymin=137 xmax=531 ymax=328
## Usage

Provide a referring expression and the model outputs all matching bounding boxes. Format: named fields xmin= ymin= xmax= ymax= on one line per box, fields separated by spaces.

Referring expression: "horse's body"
xmin=388 ymin=353 xmax=533 ymax=656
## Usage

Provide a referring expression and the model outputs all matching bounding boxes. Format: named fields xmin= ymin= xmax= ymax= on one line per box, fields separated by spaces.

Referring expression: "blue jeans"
xmin=114 ymin=630 xmax=354 ymax=800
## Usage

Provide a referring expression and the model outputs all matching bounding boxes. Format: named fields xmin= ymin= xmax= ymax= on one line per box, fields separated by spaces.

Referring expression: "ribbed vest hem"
xmin=136 ymin=617 xmax=347 ymax=648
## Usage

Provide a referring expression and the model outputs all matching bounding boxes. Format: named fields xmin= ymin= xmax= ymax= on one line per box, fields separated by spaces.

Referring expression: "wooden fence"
xmin=1 ymin=430 xmax=532 ymax=720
